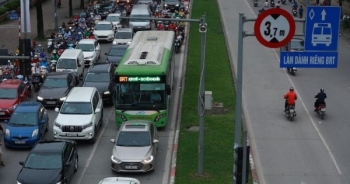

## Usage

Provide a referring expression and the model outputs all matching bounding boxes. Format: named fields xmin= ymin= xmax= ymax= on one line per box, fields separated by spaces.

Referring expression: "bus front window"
xmin=115 ymin=83 xmax=166 ymax=109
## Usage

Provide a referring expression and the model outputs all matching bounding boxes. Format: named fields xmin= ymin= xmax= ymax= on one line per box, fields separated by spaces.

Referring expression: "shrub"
xmin=4 ymin=0 xmax=21 ymax=11
xmin=0 ymin=7 xmax=9 ymax=16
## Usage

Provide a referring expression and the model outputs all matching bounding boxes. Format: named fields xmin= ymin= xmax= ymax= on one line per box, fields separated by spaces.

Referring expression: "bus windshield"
xmin=115 ymin=83 xmax=166 ymax=109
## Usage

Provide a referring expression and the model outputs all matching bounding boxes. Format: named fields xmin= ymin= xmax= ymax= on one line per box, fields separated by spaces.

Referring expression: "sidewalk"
xmin=0 ymin=0 xmax=83 ymax=52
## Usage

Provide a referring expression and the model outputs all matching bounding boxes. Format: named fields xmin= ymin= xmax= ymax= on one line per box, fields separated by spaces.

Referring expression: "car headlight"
xmin=54 ymin=122 xmax=61 ymax=128
xmin=142 ymin=156 xmax=154 ymax=164
xmin=17 ymin=181 xmax=22 ymax=184
xmin=60 ymin=97 xmax=66 ymax=101
xmin=37 ymin=96 xmax=43 ymax=101
xmin=32 ymin=129 xmax=39 ymax=137
xmin=9 ymin=104 xmax=17 ymax=110
xmin=165 ymin=4 xmax=168 ymax=6
xmin=113 ymin=41 xmax=117 ymax=45
xmin=116 ymin=113 xmax=127 ymax=121
xmin=111 ymin=155 xmax=122 ymax=163
xmin=104 ymin=91 xmax=110 ymax=94
xmin=176 ymin=4 xmax=179 ymax=6
xmin=5 ymin=129 xmax=10 ymax=137
xmin=82 ymin=122 xmax=93 ymax=129
xmin=56 ymin=182 xmax=62 ymax=184
xmin=154 ymin=113 xmax=167 ymax=122
xmin=127 ymin=41 xmax=131 ymax=45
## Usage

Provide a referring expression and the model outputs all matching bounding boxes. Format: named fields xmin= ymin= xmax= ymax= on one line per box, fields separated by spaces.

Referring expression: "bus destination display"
xmin=117 ymin=76 xmax=165 ymax=83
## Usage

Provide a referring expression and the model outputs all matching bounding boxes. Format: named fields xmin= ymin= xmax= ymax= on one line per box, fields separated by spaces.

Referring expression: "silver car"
xmin=99 ymin=177 xmax=140 ymax=184
xmin=110 ymin=120 xmax=159 ymax=172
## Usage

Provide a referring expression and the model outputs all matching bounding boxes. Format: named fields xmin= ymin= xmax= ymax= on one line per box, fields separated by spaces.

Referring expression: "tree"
xmin=80 ymin=0 xmax=85 ymax=9
xmin=36 ymin=0 xmax=44 ymax=38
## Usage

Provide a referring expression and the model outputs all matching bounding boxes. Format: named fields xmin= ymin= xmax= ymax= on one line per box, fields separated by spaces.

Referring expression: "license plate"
xmin=15 ymin=141 xmax=26 ymax=144
xmin=321 ymin=108 xmax=326 ymax=112
xmin=46 ymin=101 xmax=56 ymax=104
xmin=125 ymin=165 xmax=138 ymax=169
xmin=66 ymin=133 xmax=78 ymax=137
xmin=0 ymin=112 xmax=5 ymax=115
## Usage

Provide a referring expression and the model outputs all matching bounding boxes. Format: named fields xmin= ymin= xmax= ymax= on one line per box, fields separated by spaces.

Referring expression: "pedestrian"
xmin=0 ymin=139 xmax=5 ymax=166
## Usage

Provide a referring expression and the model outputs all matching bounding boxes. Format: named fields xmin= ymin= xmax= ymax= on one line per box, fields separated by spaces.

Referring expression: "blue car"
xmin=4 ymin=102 xmax=49 ymax=148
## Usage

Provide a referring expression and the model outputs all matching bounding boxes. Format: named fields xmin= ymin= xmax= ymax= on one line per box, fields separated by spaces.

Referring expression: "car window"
xmin=76 ymin=43 xmax=95 ymax=52
xmin=10 ymin=112 xmax=37 ymax=126
xmin=85 ymin=72 xmax=110 ymax=82
xmin=150 ymin=124 xmax=154 ymax=140
xmin=0 ymin=88 xmax=17 ymax=99
xmin=93 ymin=91 xmax=99 ymax=110
xmin=24 ymin=153 xmax=62 ymax=169
xmin=39 ymin=106 xmax=45 ymax=120
xmin=116 ymin=131 xmax=151 ymax=147
xmin=60 ymin=102 xmax=93 ymax=114
xmin=67 ymin=75 xmax=72 ymax=85
xmin=65 ymin=143 xmax=74 ymax=163
xmin=18 ymin=83 xmax=25 ymax=95
xmin=43 ymin=78 xmax=68 ymax=88
xmin=94 ymin=41 xmax=98 ymax=48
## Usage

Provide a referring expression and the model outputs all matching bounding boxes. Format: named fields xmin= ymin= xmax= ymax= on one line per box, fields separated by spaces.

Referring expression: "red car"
xmin=0 ymin=79 xmax=29 ymax=119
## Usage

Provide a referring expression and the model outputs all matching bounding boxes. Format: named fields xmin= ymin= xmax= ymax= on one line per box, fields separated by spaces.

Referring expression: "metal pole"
xmin=55 ymin=0 xmax=58 ymax=31
xmin=234 ymin=13 xmax=244 ymax=184
xmin=198 ymin=15 xmax=206 ymax=176
xmin=242 ymin=131 xmax=248 ymax=184
xmin=23 ymin=0 xmax=27 ymax=39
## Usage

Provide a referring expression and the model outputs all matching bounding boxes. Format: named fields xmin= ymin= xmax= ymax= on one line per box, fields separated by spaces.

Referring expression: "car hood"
xmin=113 ymin=146 xmax=152 ymax=161
xmin=107 ymin=55 xmax=123 ymax=64
xmin=94 ymin=30 xmax=113 ymax=36
xmin=55 ymin=114 xmax=93 ymax=125
xmin=8 ymin=125 xmax=38 ymax=136
xmin=17 ymin=168 xmax=61 ymax=184
xmin=38 ymin=87 xmax=69 ymax=99
xmin=0 ymin=99 xmax=17 ymax=109
xmin=82 ymin=82 xmax=109 ymax=93
xmin=83 ymin=51 xmax=94 ymax=58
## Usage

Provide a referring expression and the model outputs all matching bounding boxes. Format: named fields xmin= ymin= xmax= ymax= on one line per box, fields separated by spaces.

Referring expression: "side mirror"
xmin=20 ymin=94 xmax=25 ymax=98
xmin=65 ymin=162 xmax=71 ymax=166
xmin=55 ymin=107 xmax=60 ymax=112
xmin=166 ymin=85 xmax=171 ymax=95
xmin=95 ymin=108 xmax=101 ymax=113
xmin=4 ymin=120 xmax=8 ymax=124
xmin=105 ymin=53 xmax=107 ymax=55
xmin=153 ymin=139 xmax=159 ymax=144
xmin=19 ymin=161 xmax=24 ymax=165
xmin=110 ymin=139 xmax=115 ymax=143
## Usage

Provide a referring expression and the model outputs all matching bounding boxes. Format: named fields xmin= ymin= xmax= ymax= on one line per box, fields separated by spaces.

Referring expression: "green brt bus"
xmin=114 ymin=31 xmax=175 ymax=127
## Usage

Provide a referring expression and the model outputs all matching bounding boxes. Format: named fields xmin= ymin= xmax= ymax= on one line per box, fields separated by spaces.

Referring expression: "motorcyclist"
xmin=264 ymin=0 xmax=269 ymax=8
xmin=179 ymin=9 xmax=185 ymax=18
xmin=84 ymin=28 xmax=91 ymax=38
xmin=79 ymin=16 xmax=86 ymax=23
xmin=32 ymin=55 xmax=40 ymax=64
xmin=67 ymin=18 xmax=74 ymax=26
xmin=64 ymin=29 xmax=71 ymax=39
xmin=39 ymin=57 xmax=50 ymax=74
xmin=169 ymin=22 xmax=177 ymax=31
xmin=61 ymin=22 xmax=66 ymax=29
xmin=50 ymin=50 xmax=59 ymax=61
xmin=284 ymin=87 xmax=297 ymax=112
xmin=50 ymin=32 xmax=56 ymax=39
xmin=298 ymin=6 xmax=304 ymax=18
xmin=292 ymin=1 xmax=298 ymax=10
xmin=80 ymin=10 xmax=87 ymax=18
xmin=1 ymin=71 xmax=12 ymax=80
xmin=276 ymin=1 xmax=281 ymax=8
xmin=314 ymin=88 xmax=327 ymax=111
xmin=157 ymin=22 xmax=164 ymax=30
xmin=39 ymin=49 xmax=46 ymax=60
xmin=35 ymin=44 xmax=42 ymax=54
xmin=80 ymin=21 xmax=87 ymax=30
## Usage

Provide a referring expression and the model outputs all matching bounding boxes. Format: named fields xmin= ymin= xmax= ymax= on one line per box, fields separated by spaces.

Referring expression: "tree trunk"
xmin=69 ymin=0 xmax=73 ymax=16
xmin=36 ymin=0 xmax=44 ymax=38
xmin=80 ymin=0 xmax=84 ymax=9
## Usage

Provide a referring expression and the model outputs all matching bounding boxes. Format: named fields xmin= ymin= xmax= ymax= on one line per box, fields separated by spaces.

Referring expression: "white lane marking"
xmin=76 ymin=117 xmax=111 ymax=184
xmin=243 ymin=0 xmax=342 ymax=175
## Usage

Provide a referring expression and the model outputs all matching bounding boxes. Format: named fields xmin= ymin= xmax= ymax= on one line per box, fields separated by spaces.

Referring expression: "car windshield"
xmin=108 ymin=47 xmax=127 ymax=56
xmin=114 ymin=32 xmax=132 ymax=39
xmin=95 ymin=24 xmax=113 ymax=30
xmin=57 ymin=59 xmax=77 ymax=69
xmin=106 ymin=16 xmax=120 ymax=22
xmin=24 ymin=153 xmax=62 ymax=170
xmin=116 ymin=131 xmax=151 ymax=147
xmin=43 ymin=78 xmax=67 ymax=88
xmin=290 ymin=40 xmax=304 ymax=50
xmin=60 ymin=102 xmax=92 ymax=114
xmin=0 ymin=88 xmax=17 ymax=99
xmin=130 ymin=15 xmax=149 ymax=22
xmin=85 ymin=72 xmax=110 ymax=82
xmin=76 ymin=44 xmax=95 ymax=52
xmin=10 ymin=112 xmax=37 ymax=126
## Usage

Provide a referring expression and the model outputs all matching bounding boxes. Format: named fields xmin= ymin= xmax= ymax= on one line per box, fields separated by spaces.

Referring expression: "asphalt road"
xmin=0 ymin=35 xmax=187 ymax=184
xmin=218 ymin=1 xmax=350 ymax=184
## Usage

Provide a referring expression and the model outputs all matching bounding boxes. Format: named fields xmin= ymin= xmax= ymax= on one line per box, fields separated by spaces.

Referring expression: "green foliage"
xmin=0 ymin=7 xmax=9 ymax=15
xmin=4 ymin=0 xmax=21 ymax=11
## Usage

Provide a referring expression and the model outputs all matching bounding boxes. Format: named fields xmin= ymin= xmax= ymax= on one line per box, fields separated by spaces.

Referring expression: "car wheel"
xmin=89 ymin=129 xmax=96 ymax=144
xmin=74 ymin=157 xmax=78 ymax=173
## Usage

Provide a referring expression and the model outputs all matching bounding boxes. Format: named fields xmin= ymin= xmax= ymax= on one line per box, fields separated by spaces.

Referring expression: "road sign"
xmin=280 ymin=51 xmax=338 ymax=68
xmin=254 ymin=8 xmax=296 ymax=48
xmin=304 ymin=6 xmax=341 ymax=51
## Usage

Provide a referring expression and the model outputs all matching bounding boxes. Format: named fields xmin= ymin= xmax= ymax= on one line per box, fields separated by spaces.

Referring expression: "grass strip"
xmin=175 ymin=0 xmax=254 ymax=183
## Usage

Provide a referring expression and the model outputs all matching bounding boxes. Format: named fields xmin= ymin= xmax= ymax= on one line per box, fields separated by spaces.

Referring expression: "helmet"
xmin=290 ymin=87 xmax=294 ymax=91
xmin=34 ymin=55 xmax=38 ymax=58
xmin=320 ymin=88 xmax=324 ymax=93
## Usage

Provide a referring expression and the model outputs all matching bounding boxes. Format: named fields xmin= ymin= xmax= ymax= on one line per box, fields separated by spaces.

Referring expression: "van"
xmin=129 ymin=4 xmax=152 ymax=31
xmin=56 ymin=49 xmax=84 ymax=82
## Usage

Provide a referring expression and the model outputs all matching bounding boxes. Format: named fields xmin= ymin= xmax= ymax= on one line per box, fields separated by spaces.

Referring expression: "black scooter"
xmin=32 ymin=73 xmax=43 ymax=92
xmin=175 ymin=39 xmax=181 ymax=54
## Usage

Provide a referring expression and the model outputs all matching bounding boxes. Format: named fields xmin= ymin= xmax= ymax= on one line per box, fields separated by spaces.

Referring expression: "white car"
xmin=75 ymin=39 xmax=101 ymax=66
xmin=113 ymin=28 xmax=133 ymax=45
xmin=53 ymin=87 xmax=103 ymax=144
xmin=98 ymin=177 xmax=140 ymax=184
xmin=93 ymin=21 xmax=115 ymax=42
xmin=106 ymin=13 xmax=122 ymax=30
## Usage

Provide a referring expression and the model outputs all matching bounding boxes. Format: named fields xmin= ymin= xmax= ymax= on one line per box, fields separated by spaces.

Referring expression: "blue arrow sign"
xmin=280 ymin=51 xmax=338 ymax=68
xmin=304 ymin=6 xmax=341 ymax=51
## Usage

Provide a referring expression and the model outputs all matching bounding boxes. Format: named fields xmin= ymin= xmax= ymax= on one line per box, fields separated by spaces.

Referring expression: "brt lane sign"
xmin=280 ymin=51 xmax=338 ymax=68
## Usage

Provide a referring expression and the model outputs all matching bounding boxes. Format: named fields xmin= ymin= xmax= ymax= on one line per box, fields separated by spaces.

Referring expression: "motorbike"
xmin=292 ymin=8 xmax=297 ymax=17
xmin=175 ymin=38 xmax=181 ymax=54
xmin=47 ymin=39 xmax=53 ymax=53
xmin=315 ymin=103 xmax=326 ymax=119
xmin=287 ymin=67 xmax=297 ymax=76
xmin=271 ymin=1 xmax=275 ymax=7
xmin=285 ymin=105 xmax=296 ymax=121
xmin=32 ymin=73 xmax=42 ymax=92
xmin=164 ymin=21 xmax=170 ymax=30
xmin=16 ymin=75 xmax=31 ymax=93
xmin=254 ymin=0 xmax=258 ymax=7
xmin=282 ymin=0 xmax=286 ymax=4
xmin=40 ymin=66 xmax=48 ymax=80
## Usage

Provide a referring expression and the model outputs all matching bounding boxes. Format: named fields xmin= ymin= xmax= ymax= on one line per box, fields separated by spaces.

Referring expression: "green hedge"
xmin=4 ymin=0 xmax=20 ymax=11
xmin=0 ymin=7 xmax=9 ymax=15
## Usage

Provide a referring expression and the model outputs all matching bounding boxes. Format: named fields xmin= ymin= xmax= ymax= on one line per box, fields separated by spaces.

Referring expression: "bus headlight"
xmin=116 ymin=113 xmax=127 ymax=121
xmin=154 ymin=114 xmax=166 ymax=122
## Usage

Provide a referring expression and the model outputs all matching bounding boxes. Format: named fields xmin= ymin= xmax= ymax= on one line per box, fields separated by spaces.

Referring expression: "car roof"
xmin=78 ymin=39 xmax=95 ymax=44
xmin=88 ymin=63 xmax=111 ymax=72
xmin=15 ymin=102 xmax=41 ymax=113
xmin=111 ymin=44 xmax=128 ymax=49
xmin=97 ymin=21 xmax=112 ymax=25
xmin=120 ymin=120 xmax=152 ymax=132
xmin=47 ymin=73 xmax=69 ymax=79
xmin=0 ymin=79 xmax=21 ymax=88
xmin=66 ymin=87 xmax=95 ymax=102
xmin=31 ymin=141 xmax=67 ymax=154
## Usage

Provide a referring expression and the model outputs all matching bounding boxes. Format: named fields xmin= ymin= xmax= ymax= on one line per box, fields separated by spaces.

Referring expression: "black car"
xmin=105 ymin=44 xmax=128 ymax=66
xmin=164 ymin=0 xmax=180 ymax=12
xmin=82 ymin=63 xmax=115 ymax=105
xmin=97 ymin=2 xmax=117 ymax=19
xmin=37 ymin=73 xmax=77 ymax=107
xmin=17 ymin=140 xmax=78 ymax=184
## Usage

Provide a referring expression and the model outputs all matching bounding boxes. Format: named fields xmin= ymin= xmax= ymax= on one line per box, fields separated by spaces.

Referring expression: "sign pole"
xmin=54 ymin=0 xmax=58 ymax=31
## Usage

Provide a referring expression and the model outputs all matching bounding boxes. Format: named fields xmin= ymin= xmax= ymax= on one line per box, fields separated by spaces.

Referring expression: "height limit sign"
xmin=254 ymin=8 xmax=296 ymax=48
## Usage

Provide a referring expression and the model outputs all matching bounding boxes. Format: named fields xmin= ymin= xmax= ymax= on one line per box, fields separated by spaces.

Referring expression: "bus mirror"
xmin=166 ymin=85 xmax=171 ymax=95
